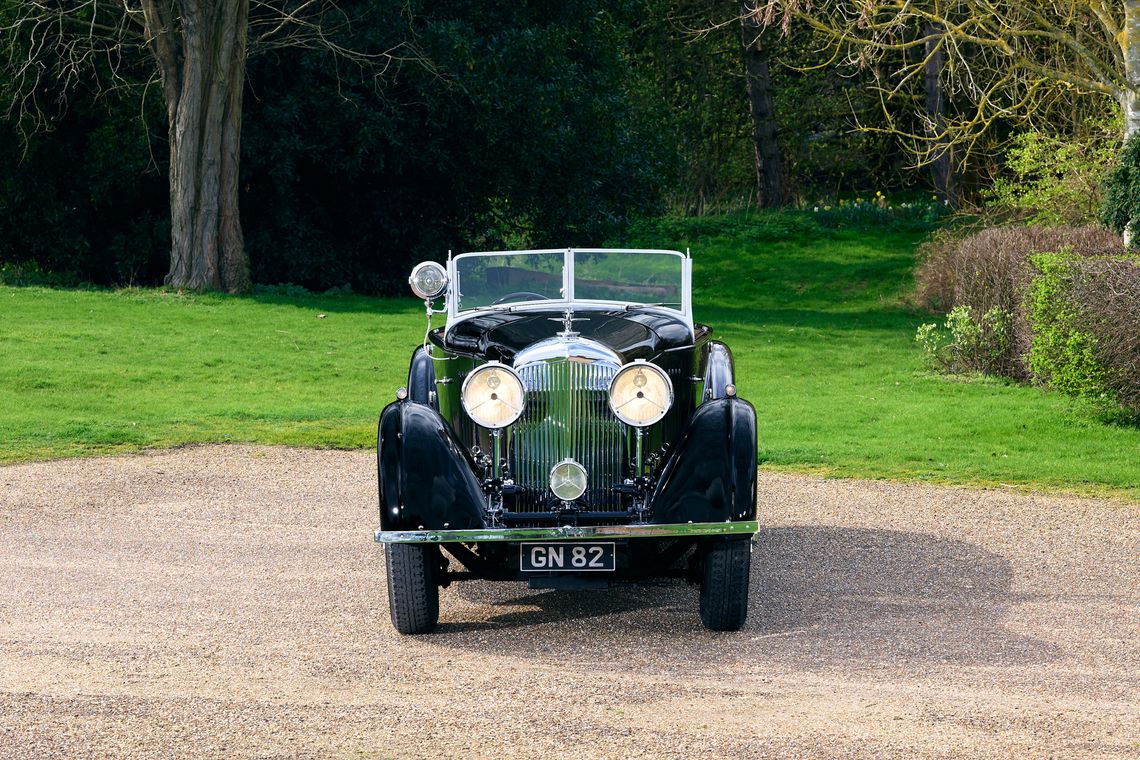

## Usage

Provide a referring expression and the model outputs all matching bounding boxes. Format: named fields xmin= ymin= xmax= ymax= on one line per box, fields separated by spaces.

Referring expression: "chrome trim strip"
xmin=375 ymin=520 xmax=758 ymax=544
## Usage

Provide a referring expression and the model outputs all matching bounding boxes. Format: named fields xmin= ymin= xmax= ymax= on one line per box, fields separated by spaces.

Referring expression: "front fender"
xmin=648 ymin=397 xmax=758 ymax=524
xmin=377 ymin=400 xmax=487 ymax=532
xmin=703 ymin=341 xmax=734 ymax=401
xmin=407 ymin=346 xmax=437 ymax=409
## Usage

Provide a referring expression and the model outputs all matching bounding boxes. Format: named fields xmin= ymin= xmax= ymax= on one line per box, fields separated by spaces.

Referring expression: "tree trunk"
xmin=924 ymin=24 xmax=955 ymax=204
xmin=1122 ymin=1 xmax=1140 ymax=246
xmin=143 ymin=0 xmax=250 ymax=292
xmin=740 ymin=4 xmax=787 ymax=208
xmin=1125 ymin=2 xmax=1140 ymax=139
xmin=1125 ymin=88 xmax=1139 ymax=142
xmin=1124 ymin=85 xmax=1138 ymax=248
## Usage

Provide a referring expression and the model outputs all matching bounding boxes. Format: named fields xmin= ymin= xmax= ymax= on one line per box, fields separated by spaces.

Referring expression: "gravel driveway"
xmin=0 ymin=446 xmax=1136 ymax=758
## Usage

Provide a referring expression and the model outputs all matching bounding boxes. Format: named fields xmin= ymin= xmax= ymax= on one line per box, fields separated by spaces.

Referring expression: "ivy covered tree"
xmin=1101 ymin=133 xmax=1140 ymax=245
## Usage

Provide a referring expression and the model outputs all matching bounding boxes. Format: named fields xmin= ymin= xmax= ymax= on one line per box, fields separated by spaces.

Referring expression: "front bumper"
xmin=375 ymin=519 xmax=759 ymax=544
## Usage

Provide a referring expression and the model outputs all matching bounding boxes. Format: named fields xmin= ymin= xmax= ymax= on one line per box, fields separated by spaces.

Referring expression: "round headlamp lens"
xmin=461 ymin=363 xmax=525 ymax=428
xmin=409 ymin=261 xmax=448 ymax=300
xmin=608 ymin=361 xmax=673 ymax=427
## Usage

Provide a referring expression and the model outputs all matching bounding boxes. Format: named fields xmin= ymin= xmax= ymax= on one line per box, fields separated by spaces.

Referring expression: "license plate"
xmin=520 ymin=542 xmax=616 ymax=572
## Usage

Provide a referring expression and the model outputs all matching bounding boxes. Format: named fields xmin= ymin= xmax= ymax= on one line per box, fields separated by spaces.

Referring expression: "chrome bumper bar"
xmin=375 ymin=520 xmax=759 ymax=544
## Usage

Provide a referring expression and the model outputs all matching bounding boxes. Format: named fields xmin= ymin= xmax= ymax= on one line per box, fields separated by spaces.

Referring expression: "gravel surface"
xmin=0 ymin=445 xmax=1137 ymax=759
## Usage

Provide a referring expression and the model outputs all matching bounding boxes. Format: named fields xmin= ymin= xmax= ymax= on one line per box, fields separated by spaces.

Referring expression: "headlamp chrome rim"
xmin=607 ymin=359 xmax=674 ymax=428
xmin=460 ymin=361 xmax=525 ymax=429
xmin=549 ymin=458 xmax=589 ymax=502
xmin=408 ymin=261 xmax=449 ymax=300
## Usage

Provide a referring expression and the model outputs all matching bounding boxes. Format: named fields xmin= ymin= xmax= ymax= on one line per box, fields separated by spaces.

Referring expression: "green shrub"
xmin=1027 ymin=254 xmax=1111 ymax=402
xmin=1100 ymin=133 xmax=1140 ymax=245
xmin=1063 ymin=256 xmax=1140 ymax=416
xmin=1027 ymin=253 xmax=1140 ymax=419
xmin=625 ymin=200 xmax=946 ymax=250
xmin=913 ymin=225 xmax=1122 ymax=378
xmin=622 ymin=211 xmax=828 ymax=250
xmin=916 ymin=306 xmax=1015 ymax=376
xmin=253 ymin=282 xmax=314 ymax=297
xmin=988 ymin=127 xmax=1117 ymax=226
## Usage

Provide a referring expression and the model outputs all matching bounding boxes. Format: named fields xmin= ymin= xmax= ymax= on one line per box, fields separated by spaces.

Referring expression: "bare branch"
xmin=746 ymin=0 xmax=1132 ymax=162
xmin=1 ymin=0 xmax=422 ymax=136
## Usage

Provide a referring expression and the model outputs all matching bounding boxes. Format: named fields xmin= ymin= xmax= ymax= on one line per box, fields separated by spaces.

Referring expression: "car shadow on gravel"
xmin=440 ymin=584 xmax=670 ymax=631
xmin=429 ymin=526 xmax=1059 ymax=671
xmin=750 ymin=526 xmax=1059 ymax=667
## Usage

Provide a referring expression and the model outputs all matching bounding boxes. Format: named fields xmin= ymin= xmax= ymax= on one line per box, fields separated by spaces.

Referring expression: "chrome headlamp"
xmin=408 ymin=261 xmax=448 ymax=300
xmin=608 ymin=360 xmax=673 ymax=427
xmin=461 ymin=362 xmax=525 ymax=429
xmin=550 ymin=459 xmax=588 ymax=502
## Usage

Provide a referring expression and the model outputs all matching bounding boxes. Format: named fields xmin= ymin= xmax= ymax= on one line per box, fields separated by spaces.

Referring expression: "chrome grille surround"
xmin=510 ymin=337 xmax=627 ymax=514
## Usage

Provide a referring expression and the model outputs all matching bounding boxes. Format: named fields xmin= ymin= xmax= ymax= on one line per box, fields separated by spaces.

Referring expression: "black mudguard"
xmin=377 ymin=400 xmax=487 ymax=532
xmin=647 ymin=397 xmax=758 ymax=524
xmin=703 ymin=341 xmax=734 ymax=401
xmin=407 ymin=346 xmax=437 ymax=408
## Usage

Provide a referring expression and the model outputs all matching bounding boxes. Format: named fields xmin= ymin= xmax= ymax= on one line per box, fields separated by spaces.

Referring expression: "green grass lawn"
xmin=2 ymin=211 xmax=1138 ymax=499
xmin=0 ymin=288 xmax=421 ymax=461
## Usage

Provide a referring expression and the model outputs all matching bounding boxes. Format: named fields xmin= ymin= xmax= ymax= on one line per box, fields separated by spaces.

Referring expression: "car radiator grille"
xmin=511 ymin=359 xmax=627 ymax=514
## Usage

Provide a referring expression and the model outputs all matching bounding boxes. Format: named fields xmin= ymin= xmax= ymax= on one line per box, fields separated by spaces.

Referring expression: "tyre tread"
xmin=699 ymin=538 xmax=751 ymax=631
xmin=386 ymin=543 xmax=439 ymax=634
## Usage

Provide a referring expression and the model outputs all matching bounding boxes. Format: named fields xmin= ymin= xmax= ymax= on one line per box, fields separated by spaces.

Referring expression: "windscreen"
xmin=573 ymin=251 xmax=683 ymax=307
xmin=453 ymin=250 xmax=685 ymax=312
xmin=454 ymin=252 xmax=565 ymax=311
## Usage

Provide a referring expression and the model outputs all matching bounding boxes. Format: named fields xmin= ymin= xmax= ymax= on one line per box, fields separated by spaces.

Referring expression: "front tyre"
xmin=699 ymin=537 xmax=752 ymax=631
xmin=385 ymin=543 xmax=439 ymax=634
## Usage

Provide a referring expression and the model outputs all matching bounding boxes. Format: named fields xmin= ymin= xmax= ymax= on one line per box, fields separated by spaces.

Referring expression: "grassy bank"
xmin=2 ymin=212 xmax=1137 ymax=498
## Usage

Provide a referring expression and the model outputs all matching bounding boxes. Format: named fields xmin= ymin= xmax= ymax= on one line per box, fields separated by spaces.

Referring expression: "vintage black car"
xmin=375 ymin=248 xmax=757 ymax=633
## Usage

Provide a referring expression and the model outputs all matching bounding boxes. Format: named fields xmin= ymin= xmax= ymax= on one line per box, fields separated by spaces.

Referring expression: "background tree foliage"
xmin=2 ymin=0 xmax=668 ymax=293
xmin=634 ymin=0 xmax=923 ymax=212
xmin=0 ymin=60 xmax=169 ymax=285
xmin=240 ymin=0 xmax=670 ymax=293
xmin=1101 ymin=132 xmax=1140 ymax=240
xmin=752 ymin=1 xmax=1140 ymax=184
xmin=2 ymin=0 xmax=1130 ymax=293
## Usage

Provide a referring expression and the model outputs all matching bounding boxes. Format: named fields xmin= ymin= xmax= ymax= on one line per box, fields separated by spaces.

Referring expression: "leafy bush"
xmin=1027 ymin=255 xmax=1112 ymax=402
xmin=1100 ymin=133 xmax=1140 ymax=245
xmin=1027 ymin=253 xmax=1140 ymax=419
xmin=914 ymin=225 xmax=1122 ymax=377
xmin=916 ymin=306 xmax=1015 ymax=376
xmin=622 ymin=201 xmax=943 ymax=252
xmin=1065 ymin=257 xmax=1140 ymax=413
xmin=253 ymin=283 xmax=314 ymax=297
xmin=987 ymin=127 xmax=1117 ymax=226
